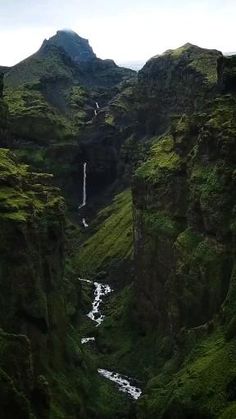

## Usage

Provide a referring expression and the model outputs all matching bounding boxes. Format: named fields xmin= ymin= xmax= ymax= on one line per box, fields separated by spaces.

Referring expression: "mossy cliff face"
xmin=0 ymin=148 xmax=67 ymax=417
xmin=130 ymin=47 xmax=236 ymax=418
xmin=3 ymin=29 xmax=135 ymax=147
xmin=2 ymin=30 xmax=135 ymax=208
xmin=133 ymin=106 xmax=236 ymax=334
xmin=0 ymin=148 xmax=109 ymax=419
xmin=136 ymin=43 xmax=223 ymax=135
xmin=75 ymin=189 xmax=133 ymax=278
xmin=0 ymin=73 xmax=8 ymax=140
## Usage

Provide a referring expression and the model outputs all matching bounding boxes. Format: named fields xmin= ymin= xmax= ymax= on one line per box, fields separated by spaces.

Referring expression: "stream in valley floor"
xmin=78 ymin=278 xmax=142 ymax=400
xmin=78 ymin=159 xmax=141 ymax=400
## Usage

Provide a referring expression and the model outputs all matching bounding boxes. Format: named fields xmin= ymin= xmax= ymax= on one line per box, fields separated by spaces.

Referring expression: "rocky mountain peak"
xmin=40 ymin=29 xmax=96 ymax=63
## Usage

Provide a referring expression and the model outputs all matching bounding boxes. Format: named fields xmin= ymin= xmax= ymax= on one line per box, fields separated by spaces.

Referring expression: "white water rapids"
xmin=98 ymin=369 xmax=142 ymax=400
xmin=79 ymin=278 xmax=142 ymax=400
xmin=78 ymin=278 xmax=112 ymax=326
xmin=81 ymin=337 xmax=95 ymax=344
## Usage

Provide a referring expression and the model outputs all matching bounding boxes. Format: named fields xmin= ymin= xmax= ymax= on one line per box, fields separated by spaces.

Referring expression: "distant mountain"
xmin=4 ymin=29 xmax=134 ymax=89
xmin=2 ymin=29 xmax=135 ymax=147
xmin=224 ymin=51 xmax=236 ymax=56
xmin=119 ymin=60 xmax=145 ymax=71
xmin=42 ymin=29 xmax=96 ymax=63
xmin=0 ymin=66 xmax=10 ymax=75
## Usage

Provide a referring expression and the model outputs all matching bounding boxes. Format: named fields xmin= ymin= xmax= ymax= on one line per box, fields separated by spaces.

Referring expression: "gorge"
xmin=0 ymin=29 xmax=236 ymax=419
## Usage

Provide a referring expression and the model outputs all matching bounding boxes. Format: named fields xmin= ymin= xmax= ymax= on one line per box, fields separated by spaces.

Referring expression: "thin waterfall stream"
xmin=79 ymin=278 xmax=142 ymax=400
xmin=78 ymin=162 xmax=88 ymax=227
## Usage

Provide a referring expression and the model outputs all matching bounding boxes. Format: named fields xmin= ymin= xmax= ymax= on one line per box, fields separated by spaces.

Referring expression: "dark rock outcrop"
xmin=42 ymin=30 xmax=96 ymax=63
xmin=0 ymin=148 xmax=67 ymax=417
xmin=128 ymin=44 xmax=236 ymax=419
xmin=136 ymin=43 xmax=223 ymax=135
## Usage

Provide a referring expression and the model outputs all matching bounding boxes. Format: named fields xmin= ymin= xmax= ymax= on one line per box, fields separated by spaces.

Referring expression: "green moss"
xmin=4 ymin=47 xmax=74 ymax=88
xmin=143 ymin=210 xmax=179 ymax=238
xmin=0 ymin=148 xmax=65 ymax=224
xmin=136 ymin=135 xmax=182 ymax=181
xmin=206 ymin=95 xmax=236 ymax=130
xmin=175 ymin=228 xmax=202 ymax=257
xmin=219 ymin=403 xmax=236 ymax=419
xmin=138 ymin=330 xmax=236 ymax=419
xmin=4 ymin=86 xmax=77 ymax=143
xmin=75 ymin=190 xmax=133 ymax=276
xmin=165 ymin=43 xmax=221 ymax=84
xmin=105 ymin=114 xmax=115 ymax=125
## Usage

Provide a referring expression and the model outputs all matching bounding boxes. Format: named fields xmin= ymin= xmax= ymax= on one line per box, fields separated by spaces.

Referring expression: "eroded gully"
xmin=78 ymin=279 xmax=142 ymax=400
xmin=78 ymin=152 xmax=141 ymax=400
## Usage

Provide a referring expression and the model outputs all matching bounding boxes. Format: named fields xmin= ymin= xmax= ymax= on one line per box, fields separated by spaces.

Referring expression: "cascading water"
xmin=82 ymin=218 xmax=88 ymax=228
xmin=78 ymin=278 xmax=142 ymax=400
xmin=79 ymin=162 xmax=87 ymax=209
xmin=78 ymin=162 xmax=89 ymax=227
xmin=98 ymin=369 xmax=142 ymax=400
xmin=95 ymin=102 xmax=100 ymax=109
xmin=87 ymin=282 xmax=113 ymax=326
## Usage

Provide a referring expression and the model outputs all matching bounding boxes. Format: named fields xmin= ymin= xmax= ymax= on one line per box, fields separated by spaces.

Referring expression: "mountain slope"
xmin=1 ymin=30 xmax=136 ymax=210
xmin=74 ymin=43 xmax=236 ymax=419
xmin=3 ymin=30 xmax=135 ymax=148
xmin=129 ymin=46 xmax=236 ymax=419
xmin=43 ymin=29 xmax=97 ymax=63
xmin=1 ymin=36 xmax=236 ymax=419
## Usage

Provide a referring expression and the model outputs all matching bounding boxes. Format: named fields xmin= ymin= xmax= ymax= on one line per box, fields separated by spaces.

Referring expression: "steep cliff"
xmin=3 ymin=29 xmax=135 ymax=144
xmin=0 ymin=147 xmax=103 ymax=418
xmin=0 ymin=147 xmax=65 ymax=416
xmin=1 ymin=30 xmax=136 ymax=210
xmin=1 ymin=36 xmax=236 ymax=419
xmin=130 ymin=48 xmax=236 ymax=418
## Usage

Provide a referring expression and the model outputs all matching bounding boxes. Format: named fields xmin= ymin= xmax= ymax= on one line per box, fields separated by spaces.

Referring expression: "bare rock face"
xmin=41 ymin=30 xmax=97 ymax=63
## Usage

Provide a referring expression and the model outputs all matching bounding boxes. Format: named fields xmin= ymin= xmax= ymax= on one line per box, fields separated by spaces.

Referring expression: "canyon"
xmin=0 ymin=30 xmax=236 ymax=419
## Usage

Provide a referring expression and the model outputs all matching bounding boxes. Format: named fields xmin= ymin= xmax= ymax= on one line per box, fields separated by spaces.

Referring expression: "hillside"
xmin=1 ymin=30 xmax=135 ymax=209
xmin=1 ymin=32 xmax=236 ymax=419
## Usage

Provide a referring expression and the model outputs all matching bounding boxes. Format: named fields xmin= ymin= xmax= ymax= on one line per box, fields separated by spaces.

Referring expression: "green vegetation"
xmin=165 ymin=43 xmax=221 ymax=84
xmin=0 ymin=148 xmax=64 ymax=222
xmin=4 ymin=46 xmax=74 ymax=88
xmin=144 ymin=210 xmax=180 ymax=237
xmin=4 ymin=77 xmax=100 ymax=145
xmin=137 ymin=330 xmax=236 ymax=419
xmin=2 ymin=35 xmax=236 ymax=419
xmin=75 ymin=190 xmax=133 ymax=277
xmin=136 ymin=135 xmax=182 ymax=181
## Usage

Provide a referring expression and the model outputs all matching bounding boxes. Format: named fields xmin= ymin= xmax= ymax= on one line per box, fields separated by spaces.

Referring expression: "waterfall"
xmin=79 ymin=162 xmax=87 ymax=209
xmin=98 ymin=369 xmax=142 ymax=400
xmin=95 ymin=102 xmax=100 ymax=109
xmin=78 ymin=162 xmax=89 ymax=228
xmin=78 ymin=277 xmax=142 ymax=400
xmin=94 ymin=109 xmax=98 ymax=116
xmin=82 ymin=218 xmax=88 ymax=228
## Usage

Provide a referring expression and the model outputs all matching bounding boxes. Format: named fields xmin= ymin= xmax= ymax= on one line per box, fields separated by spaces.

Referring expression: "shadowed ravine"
xmin=77 ymin=160 xmax=142 ymax=400
xmin=78 ymin=278 xmax=142 ymax=400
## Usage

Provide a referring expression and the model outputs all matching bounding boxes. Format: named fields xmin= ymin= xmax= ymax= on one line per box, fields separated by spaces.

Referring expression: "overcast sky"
xmin=0 ymin=0 xmax=235 ymax=66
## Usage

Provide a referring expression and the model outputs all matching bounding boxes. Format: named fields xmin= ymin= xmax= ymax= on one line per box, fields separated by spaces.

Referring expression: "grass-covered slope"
xmin=3 ymin=30 xmax=135 ymax=147
xmin=74 ymin=189 xmax=133 ymax=277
